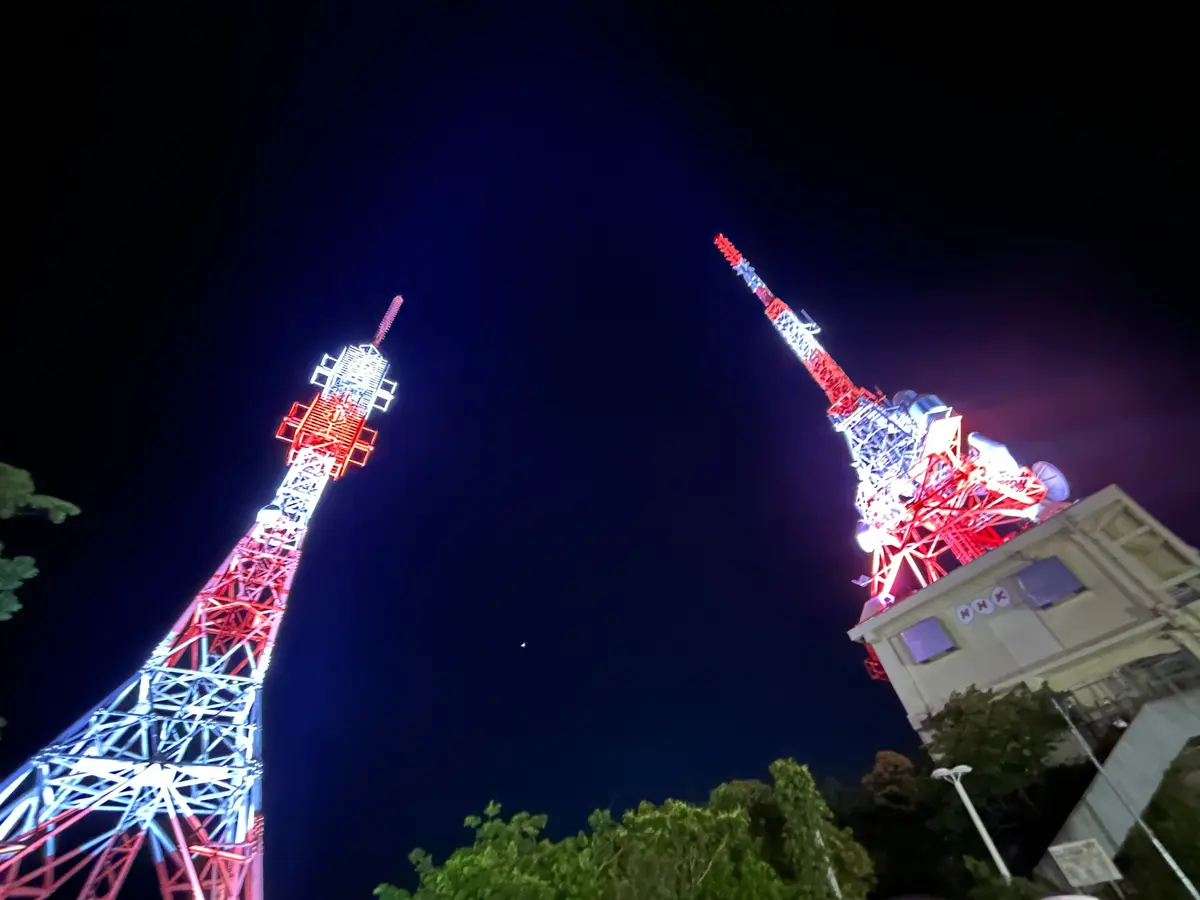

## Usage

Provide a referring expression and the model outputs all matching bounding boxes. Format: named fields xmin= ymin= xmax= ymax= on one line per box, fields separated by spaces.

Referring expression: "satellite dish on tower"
xmin=1032 ymin=461 xmax=1070 ymax=502
xmin=855 ymin=519 xmax=884 ymax=553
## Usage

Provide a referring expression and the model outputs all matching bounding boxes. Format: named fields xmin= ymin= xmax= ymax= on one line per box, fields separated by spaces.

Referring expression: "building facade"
xmin=847 ymin=484 xmax=1200 ymax=735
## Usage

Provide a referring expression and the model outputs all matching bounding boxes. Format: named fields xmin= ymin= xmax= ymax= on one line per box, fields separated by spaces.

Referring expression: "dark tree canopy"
xmin=834 ymin=687 xmax=1082 ymax=898
xmin=923 ymin=684 xmax=1065 ymax=808
xmin=376 ymin=758 xmax=874 ymax=900
xmin=859 ymin=750 xmax=923 ymax=813
xmin=832 ymin=684 xmax=1198 ymax=898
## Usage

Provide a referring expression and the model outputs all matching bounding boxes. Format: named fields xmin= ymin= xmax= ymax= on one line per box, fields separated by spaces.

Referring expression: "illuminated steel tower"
xmin=714 ymin=236 xmax=1071 ymax=678
xmin=0 ymin=297 xmax=405 ymax=899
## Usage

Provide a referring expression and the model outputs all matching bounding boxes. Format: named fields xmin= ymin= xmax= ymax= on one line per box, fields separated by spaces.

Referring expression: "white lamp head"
xmin=932 ymin=764 xmax=973 ymax=780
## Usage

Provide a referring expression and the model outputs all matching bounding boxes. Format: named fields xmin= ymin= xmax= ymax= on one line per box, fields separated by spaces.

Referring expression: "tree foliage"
xmin=829 ymin=686 xmax=1083 ymax=898
xmin=376 ymin=759 xmax=874 ymax=900
xmin=923 ymin=683 xmax=1064 ymax=808
xmin=373 ymin=683 xmax=1074 ymax=900
xmin=0 ymin=462 xmax=80 ymax=622
xmin=859 ymin=750 xmax=923 ymax=812
xmin=833 ymin=751 xmax=963 ymax=896
xmin=962 ymin=857 xmax=1052 ymax=900
xmin=1 ymin=462 xmax=78 ymax=741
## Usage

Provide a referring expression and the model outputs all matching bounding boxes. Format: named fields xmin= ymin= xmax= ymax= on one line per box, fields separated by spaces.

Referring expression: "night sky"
xmin=2 ymin=7 xmax=1193 ymax=899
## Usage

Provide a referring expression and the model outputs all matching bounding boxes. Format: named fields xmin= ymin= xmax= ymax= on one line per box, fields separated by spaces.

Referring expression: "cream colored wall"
xmin=854 ymin=486 xmax=1200 ymax=733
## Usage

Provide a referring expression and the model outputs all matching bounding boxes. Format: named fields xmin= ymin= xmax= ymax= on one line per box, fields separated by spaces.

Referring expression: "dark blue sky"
xmin=2 ymin=7 xmax=1192 ymax=899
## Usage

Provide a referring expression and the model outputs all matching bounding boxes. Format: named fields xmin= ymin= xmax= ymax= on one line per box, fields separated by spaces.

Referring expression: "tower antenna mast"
xmin=373 ymin=294 xmax=404 ymax=347
xmin=714 ymin=235 xmax=1071 ymax=679
xmin=0 ymin=298 xmax=405 ymax=899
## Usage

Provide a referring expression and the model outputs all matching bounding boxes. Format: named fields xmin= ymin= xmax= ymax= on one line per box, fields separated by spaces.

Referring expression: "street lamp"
xmin=932 ymin=764 xmax=1013 ymax=885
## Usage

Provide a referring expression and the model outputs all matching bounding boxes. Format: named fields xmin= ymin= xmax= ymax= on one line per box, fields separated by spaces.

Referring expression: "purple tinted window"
xmin=901 ymin=618 xmax=956 ymax=663
xmin=1018 ymin=556 xmax=1085 ymax=609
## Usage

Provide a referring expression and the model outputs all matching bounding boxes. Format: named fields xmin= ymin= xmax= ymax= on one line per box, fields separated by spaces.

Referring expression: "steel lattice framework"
xmin=0 ymin=296 xmax=405 ymax=899
xmin=713 ymin=236 xmax=1072 ymax=679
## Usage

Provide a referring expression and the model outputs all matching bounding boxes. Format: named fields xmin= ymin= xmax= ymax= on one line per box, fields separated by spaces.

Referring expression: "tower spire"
xmin=0 ymin=299 xmax=405 ymax=899
xmin=714 ymin=235 xmax=1069 ymax=680
xmin=373 ymin=295 xmax=404 ymax=347
xmin=713 ymin=234 xmax=870 ymax=415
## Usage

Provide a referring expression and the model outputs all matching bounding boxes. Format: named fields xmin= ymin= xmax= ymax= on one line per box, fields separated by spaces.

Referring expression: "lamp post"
xmin=932 ymin=764 xmax=1012 ymax=885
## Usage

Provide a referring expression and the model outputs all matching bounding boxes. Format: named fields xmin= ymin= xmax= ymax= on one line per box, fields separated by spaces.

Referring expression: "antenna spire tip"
xmin=713 ymin=234 xmax=743 ymax=267
xmin=372 ymin=295 xmax=404 ymax=347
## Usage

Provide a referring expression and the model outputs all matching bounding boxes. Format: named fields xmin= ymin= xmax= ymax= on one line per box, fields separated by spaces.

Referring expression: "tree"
xmin=834 ymin=751 xmax=967 ymax=897
xmin=922 ymin=684 xmax=1064 ymax=809
xmin=710 ymin=759 xmax=875 ymax=899
xmin=963 ymin=857 xmax=1052 ymax=900
xmin=0 ymin=462 xmax=80 ymax=622
xmin=827 ymin=686 xmax=1082 ymax=898
xmin=1 ymin=462 xmax=79 ymax=741
xmin=859 ymin=750 xmax=924 ymax=812
xmin=375 ymin=759 xmax=874 ymax=900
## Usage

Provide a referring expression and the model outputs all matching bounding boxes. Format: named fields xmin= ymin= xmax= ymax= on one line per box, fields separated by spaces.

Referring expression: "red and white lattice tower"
xmin=713 ymin=236 xmax=1073 ymax=679
xmin=0 ymin=296 xmax=405 ymax=899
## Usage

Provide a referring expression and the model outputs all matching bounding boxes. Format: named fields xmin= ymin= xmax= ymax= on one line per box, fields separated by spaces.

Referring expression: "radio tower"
xmin=713 ymin=235 xmax=1072 ymax=679
xmin=0 ymin=296 xmax=405 ymax=899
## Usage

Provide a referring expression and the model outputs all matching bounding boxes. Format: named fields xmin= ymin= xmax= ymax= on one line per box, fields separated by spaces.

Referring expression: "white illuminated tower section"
xmin=0 ymin=297 xmax=405 ymax=900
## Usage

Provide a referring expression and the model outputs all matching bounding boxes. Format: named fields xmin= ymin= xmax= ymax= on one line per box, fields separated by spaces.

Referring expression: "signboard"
xmin=1048 ymin=838 xmax=1123 ymax=888
xmin=972 ymin=595 xmax=996 ymax=616
xmin=956 ymin=584 xmax=1014 ymax=626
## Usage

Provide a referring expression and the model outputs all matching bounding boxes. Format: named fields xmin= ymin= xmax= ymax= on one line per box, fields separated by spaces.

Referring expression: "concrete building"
xmin=847 ymin=484 xmax=1200 ymax=889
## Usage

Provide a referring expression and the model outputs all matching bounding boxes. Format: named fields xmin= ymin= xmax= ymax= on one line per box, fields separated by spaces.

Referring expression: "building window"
xmin=900 ymin=617 xmax=957 ymax=663
xmin=1017 ymin=556 xmax=1086 ymax=609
